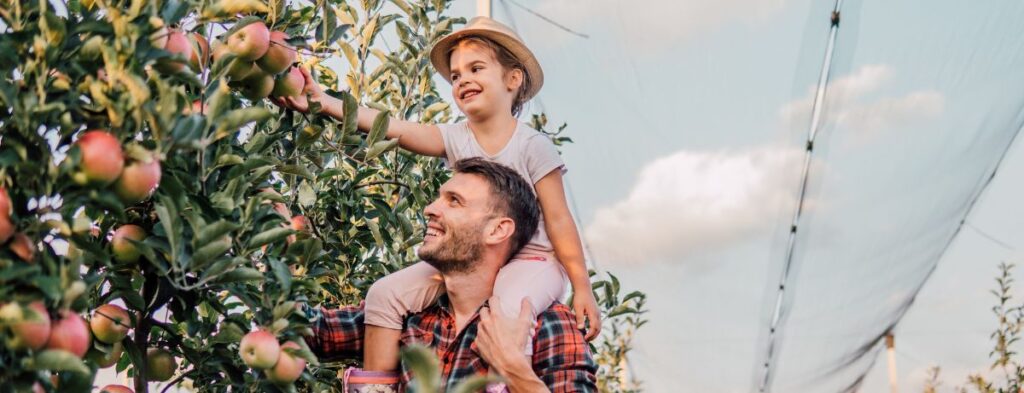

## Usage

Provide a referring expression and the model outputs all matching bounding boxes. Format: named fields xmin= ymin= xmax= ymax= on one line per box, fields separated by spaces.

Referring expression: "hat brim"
xmin=429 ymin=28 xmax=544 ymax=101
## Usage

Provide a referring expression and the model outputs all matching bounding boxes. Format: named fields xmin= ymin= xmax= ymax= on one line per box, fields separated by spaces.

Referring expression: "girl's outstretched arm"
xmin=272 ymin=67 xmax=446 ymax=157
xmin=534 ymin=170 xmax=602 ymax=341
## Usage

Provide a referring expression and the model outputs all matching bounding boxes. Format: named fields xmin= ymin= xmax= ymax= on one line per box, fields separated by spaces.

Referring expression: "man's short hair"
xmin=451 ymin=158 xmax=540 ymax=256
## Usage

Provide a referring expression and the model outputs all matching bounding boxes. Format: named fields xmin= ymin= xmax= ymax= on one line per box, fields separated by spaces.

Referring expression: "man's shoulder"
xmin=535 ymin=302 xmax=580 ymax=334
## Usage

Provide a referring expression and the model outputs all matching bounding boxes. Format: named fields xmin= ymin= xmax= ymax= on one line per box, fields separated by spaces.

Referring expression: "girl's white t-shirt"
xmin=437 ymin=121 xmax=567 ymax=256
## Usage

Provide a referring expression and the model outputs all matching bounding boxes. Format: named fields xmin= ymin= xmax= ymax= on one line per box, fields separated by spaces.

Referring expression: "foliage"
xmin=0 ymin=0 xmax=646 ymax=392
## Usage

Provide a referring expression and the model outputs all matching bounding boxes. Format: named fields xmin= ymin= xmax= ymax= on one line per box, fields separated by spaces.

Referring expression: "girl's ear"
xmin=505 ymin=68 xmax=524 ymax=92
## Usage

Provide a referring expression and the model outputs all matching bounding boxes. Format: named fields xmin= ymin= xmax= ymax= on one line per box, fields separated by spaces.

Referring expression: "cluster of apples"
xmin=72 ymin=130 xmax=162 ymax=206
xmin=238 ymin=330 xmax=307 ymax=385
xmin=153 ymin=20 xmax=306 ymax=102
xmin=1 ymin=301 xmax=176 ymax=391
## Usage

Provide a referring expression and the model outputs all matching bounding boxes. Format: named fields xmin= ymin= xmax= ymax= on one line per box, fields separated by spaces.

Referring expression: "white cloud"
xmin=585 ymin=147 xmax=803 ymax=266
xmin=781 ymin=64 xmax=945 ymax=140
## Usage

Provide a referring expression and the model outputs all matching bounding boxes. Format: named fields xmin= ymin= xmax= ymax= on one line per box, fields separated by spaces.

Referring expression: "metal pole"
xmin=477 ymin=0 xmax=491 ymax=17
xmin=886 ymin=333 xmax=898 ymax=393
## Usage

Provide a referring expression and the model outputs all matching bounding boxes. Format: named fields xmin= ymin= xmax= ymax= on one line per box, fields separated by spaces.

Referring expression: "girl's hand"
xmin=476 ymin=297 xmax=533 ymax=372
xmin=572 ymin=287 xmax=602 ymax=341
xmin=271 ymin=67 xmax=324 ymax=114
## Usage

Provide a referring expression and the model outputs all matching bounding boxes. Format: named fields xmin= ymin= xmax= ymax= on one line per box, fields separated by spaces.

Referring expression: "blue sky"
xmin=443 ymin=1 xmax=1024 ymax=392
xmin=90 ymin=0 xmax=1024 ymax=391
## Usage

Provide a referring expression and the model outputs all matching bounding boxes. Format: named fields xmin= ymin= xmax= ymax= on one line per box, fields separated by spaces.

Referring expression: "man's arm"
xmin=303 ymin=304 xmax=366 ymax=361
xmin=477 ymin=298 xmax=597 ymax=393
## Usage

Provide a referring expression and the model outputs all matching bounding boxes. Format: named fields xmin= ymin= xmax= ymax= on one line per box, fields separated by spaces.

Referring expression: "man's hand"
xmin=270 ymin=67 xmax=324 ymax=113
xmin=571 ymin=288 xmax=602 ymax=341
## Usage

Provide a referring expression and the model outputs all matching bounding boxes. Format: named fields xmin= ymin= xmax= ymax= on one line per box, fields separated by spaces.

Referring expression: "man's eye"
xmin=449 ymin=199 xmax=460 ymax=207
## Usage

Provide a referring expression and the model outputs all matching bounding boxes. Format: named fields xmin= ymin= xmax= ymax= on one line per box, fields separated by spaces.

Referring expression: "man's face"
xmin=419 ymin=173 xmax=496 ymax=274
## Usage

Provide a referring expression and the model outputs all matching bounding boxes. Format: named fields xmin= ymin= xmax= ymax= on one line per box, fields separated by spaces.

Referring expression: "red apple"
xmin=227 ymin=22 xmax=270 ymax=61
xmin=188 ymin=32 xmax=211 ymax=73
xmin=91 ymin=340 xmax=123 ymax=368
xmin=156 ymin=29 xmax=193 ymax=73
xmin=256 ymin=31 xmax=295 ymax=75
xmin=0 ymin=187 xmax=10 ymax=217
xmin=9 ymin=233 xmax=35 ymax=262
xmin=111 ymin=225 xmax=146 ymax=263
xmin=7 ymin=301 xmax=51 ymax=350
xmin=0 ymin=215 xmax=12 ymax=245
xmin=46 ymin=310 xmax=91 ymax=358
xmin=290 ymin=215 xmax=308 ymax=233
xmin=264 ymin=341 xmax=306 ymax=385
xmin=100 ymin=385 xmax=134 ymax=393
xmin=235 ymin=71 xmax=274 ymax=101
xmin=183 ymin=99 xmax=208 ymax=115
xmin=238 ymin=330 xmax=280 ymax=369
xmin=146 ymin=348 xmax=177 ymax=381
xmin=74 ymin=130 xmax=124 ymax=186
xmin=113 ymin=154 xmax=161 ymax=204
xmin=0 ymin=187 xmax=11 ymax=243
xmin=90 ymin=304 xmax=132 ymax=344
xmin=271 ymin=66 xmax=304 ymax=98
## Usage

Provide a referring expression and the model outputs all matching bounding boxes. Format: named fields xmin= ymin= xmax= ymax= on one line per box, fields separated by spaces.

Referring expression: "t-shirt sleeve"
xmin=436 ymin=123 xmax=463 ymax=167
xmin=525 ymin=134 xmax=567 ymax=184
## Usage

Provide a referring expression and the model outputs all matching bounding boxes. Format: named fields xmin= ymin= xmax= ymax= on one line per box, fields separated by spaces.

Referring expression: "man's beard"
xmin=419 ymin=221 xmax=484 ymax=275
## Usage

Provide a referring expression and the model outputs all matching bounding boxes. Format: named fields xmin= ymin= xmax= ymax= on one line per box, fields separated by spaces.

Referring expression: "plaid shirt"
xmin=304 ymin=296 xmax=597 ymax=392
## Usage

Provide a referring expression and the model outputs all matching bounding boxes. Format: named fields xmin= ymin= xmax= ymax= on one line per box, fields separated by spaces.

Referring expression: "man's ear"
xmin=484 ymin=216 xmax=516 ymax=246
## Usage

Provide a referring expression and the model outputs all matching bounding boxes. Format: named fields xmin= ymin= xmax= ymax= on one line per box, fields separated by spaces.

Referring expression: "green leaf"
xmin=367 ymin=110 xmax=390 ymax=146
xmin=214 ymin=267 xmax=264 ymax=283
xmin=341 ymin=91 xmax=359 ymax=138
xmin=214 ymin=107 xmax=273 ymax=141
xmin=195 ymin=220 xmax=240 ymax=247
xmin=606 ymin=304 xmax=637 ymax=319
xmin=400 ymin=344 xmax=440 ymax=393
xmin=199 ymin=257 xmax=244 ymax=282
xmin=366 ymin=219 xmax=384 ymax=248
xmin=289 ymin=339 xmax=321 ymax=366
xmin=365 ymin=138 xmax=399 ymax=161
xmin=450 ymin=375 xmax=503 ymax=393
xmin=211 ymin=322 xmax=245 ymax=344
xmin=269 ymin=258 xmax=292 ymax=299
xmin=27 ymin=350 xmax=90 ymax=374
xmin=247 ymin=227 xmax=294 ymax=249
xmin=277 ymin=164 xmax=315 ymax=180
xmin=298 ymin=181 xmax=316 ymax=207
xmin=191 ymin=236 xmax=233 ymax=269
xmin=272 ymin=301 xmax=296 ymax=320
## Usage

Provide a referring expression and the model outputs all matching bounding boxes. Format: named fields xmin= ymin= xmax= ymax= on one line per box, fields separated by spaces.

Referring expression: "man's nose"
xmin=423 ymin=199 xmax=440 ymax=219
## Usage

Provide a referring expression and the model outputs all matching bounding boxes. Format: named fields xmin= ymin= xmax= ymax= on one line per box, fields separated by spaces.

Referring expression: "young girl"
xmin=274 ymin=16 xmax=600 ymax=372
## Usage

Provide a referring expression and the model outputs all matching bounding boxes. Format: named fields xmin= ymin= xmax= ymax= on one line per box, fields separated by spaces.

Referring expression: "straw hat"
xmin=429 ymin=16 xmax=544 ymax=100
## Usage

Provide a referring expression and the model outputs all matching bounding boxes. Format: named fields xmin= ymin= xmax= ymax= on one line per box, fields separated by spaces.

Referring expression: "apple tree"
xmin=0 ymin=0 xmax=646 ymax=392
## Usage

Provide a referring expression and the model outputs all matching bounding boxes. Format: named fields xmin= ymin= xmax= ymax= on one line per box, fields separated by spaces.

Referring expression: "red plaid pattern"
xmin=305 ymin=296 xmax=597 ymax=392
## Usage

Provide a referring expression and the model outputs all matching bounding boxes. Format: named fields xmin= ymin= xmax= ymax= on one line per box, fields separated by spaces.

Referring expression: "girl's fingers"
xmin=575 ymin=307 xmax=586 ymax=330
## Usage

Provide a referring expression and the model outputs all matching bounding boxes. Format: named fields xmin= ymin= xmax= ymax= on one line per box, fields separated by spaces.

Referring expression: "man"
xmin=304 ymin=158 xmax=597 ymax=392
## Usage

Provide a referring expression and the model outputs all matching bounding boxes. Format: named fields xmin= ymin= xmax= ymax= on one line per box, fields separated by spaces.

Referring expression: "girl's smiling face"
xmin=448 ymin=40 xmax=523 ymax=120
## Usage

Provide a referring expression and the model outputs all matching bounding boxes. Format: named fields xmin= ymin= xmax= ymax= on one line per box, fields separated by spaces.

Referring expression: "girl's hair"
xmin=447 ymin=35 xmax=533 ymax=116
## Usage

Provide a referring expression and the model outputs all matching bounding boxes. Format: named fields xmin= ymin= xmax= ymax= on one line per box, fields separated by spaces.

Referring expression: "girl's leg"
xmin=492 ymin=256 xmax=569 ymax=355
xmin=363 ymin=261 xmax=445 ymax=370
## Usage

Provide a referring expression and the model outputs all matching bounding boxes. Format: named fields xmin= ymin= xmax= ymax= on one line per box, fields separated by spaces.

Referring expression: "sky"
xmin=91 ymin=0 xmax=1024 ymax=391
xmin=442 ymin=0 xmax=1024 ymax=392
